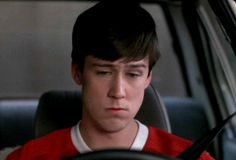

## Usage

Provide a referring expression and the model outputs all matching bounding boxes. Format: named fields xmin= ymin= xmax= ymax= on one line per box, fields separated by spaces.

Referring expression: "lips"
xmin=107 ymin=107 xmax=127 ymax=110
xmin=106 ymin=106 xmax=128 ymax=113
xmin=105 ymin=105 xmax=129 ymax=118
xmin=107 ymin=108 xmax=125 ymax=111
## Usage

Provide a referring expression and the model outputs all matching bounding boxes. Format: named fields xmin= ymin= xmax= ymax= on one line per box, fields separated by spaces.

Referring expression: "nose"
xmin=108 ymin=74 xmax=126 ymax=99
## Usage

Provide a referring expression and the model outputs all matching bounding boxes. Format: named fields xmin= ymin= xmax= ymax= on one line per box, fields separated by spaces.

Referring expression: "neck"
xmin=79 ymin=119 xmax=139 ymax=150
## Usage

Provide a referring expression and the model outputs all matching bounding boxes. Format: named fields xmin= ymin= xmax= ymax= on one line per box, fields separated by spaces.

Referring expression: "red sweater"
xmin=7 ymin=127 xmax=214 ymax=160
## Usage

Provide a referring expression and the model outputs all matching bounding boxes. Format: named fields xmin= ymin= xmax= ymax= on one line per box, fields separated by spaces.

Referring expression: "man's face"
xmin=73 ymin=56 xmax=152 ymax=133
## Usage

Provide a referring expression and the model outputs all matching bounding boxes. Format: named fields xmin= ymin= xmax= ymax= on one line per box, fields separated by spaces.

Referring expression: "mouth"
xmin=107 ymin=108 xmax=126 ymax=111
xmin=106 ymin=107 xmax=127 ymax=111
xmin=106 ymin=106 xmax=128 ymax=114
xmin=104 ymin=105 xmax=130 ymax=118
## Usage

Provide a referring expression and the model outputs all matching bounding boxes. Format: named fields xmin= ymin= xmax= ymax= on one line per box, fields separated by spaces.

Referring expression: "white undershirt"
xmin=71 ymin=120 xmax=149 ymax=153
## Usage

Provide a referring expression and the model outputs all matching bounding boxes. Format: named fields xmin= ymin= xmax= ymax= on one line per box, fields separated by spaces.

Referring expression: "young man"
xmin=7 ymin=1 xmax=214 ymax=159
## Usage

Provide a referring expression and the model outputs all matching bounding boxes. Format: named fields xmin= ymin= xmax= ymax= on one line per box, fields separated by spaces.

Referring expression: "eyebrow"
xmin=126 ymin=64 xmax=147 ymax=69
xmin=92 ymin=63 xmax=147 ymax=69
xmin=92 ymin=63 xmax=114 ymax=68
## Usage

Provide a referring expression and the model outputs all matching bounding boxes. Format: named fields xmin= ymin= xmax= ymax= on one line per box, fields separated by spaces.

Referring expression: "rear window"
xmin=0 ymin=1 xmax=187 ymax=98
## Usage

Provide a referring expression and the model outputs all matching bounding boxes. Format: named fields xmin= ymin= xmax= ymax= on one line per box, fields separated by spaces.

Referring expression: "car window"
xmin=0 ymin=1 xmax=93 ymax=97
xmin=143 ymin=4 xmax=188 ymax=97
xmin=0 ymin=1 xmax=187 ymax=98
xmin=196 ymin=0 xmax=236 ymax=135
xmin=228 ymin=0 xmax=236 ymax=15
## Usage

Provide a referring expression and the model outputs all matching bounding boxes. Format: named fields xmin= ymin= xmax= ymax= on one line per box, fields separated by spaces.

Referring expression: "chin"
xmin=98 ymin=118 xmax=130 ymax=133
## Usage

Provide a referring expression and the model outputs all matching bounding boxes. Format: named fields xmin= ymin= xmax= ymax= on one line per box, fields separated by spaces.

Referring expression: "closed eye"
xmin=126 ymin=72 xmax=142 ymax=78
xmin=96 ymin=71 xmax=112 ymax=76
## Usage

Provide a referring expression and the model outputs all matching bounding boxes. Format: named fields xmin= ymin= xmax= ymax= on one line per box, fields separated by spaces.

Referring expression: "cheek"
xmin=83 ymin=72 xmax=111 ymax=92
xmin=83 ymin=85 xmax=104 ymax=103
xmin=82 ymin=88 xmax=104 ymax=119
xmin=82 ymin=80 xmax=108 ymax=109
xmin=128 ymin=89 xmax=145 ymax=112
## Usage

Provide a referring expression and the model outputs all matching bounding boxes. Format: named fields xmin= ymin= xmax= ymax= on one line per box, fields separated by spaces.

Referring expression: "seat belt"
xmin=177 ymin=112 xmax=236 ymax=160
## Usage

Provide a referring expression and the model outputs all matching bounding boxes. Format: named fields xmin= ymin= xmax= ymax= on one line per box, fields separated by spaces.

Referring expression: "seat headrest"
xmin=35 ymin=85 xmax=171 ymax=138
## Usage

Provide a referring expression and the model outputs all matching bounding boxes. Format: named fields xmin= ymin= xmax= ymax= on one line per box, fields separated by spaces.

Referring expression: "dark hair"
xmin=71 ymin=0 xmax=160 ymax=72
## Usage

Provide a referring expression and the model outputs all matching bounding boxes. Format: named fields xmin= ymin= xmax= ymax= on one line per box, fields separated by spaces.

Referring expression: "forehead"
xmin=85 ymin=56 xmax=149 ymax=68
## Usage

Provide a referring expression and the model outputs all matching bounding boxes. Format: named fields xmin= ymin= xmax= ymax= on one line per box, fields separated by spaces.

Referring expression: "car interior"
xmin=0 ymin=0 xmax=236 ymax=159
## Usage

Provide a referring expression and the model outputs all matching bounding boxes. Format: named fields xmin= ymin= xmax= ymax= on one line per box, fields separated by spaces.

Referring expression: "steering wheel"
xmin=70 ymin=149 xmax=181 ymax=160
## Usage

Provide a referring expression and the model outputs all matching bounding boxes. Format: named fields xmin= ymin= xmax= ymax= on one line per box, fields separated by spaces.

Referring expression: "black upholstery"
xmin=0 ymin=99 xmax=38 ymax=149
xmin=35 ymin=85 xmax=171 ymax=138
xmin=164 ymin=97 xmax=210 ymax=141
xmin=164 ymin=97 xmax=216 ymax=157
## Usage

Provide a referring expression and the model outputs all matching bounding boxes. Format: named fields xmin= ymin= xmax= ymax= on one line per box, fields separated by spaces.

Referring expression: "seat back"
xmin=35 ymin=85 xmax=171 ymax=138
xmin=0 ymin=99 xmax=38 ymax=149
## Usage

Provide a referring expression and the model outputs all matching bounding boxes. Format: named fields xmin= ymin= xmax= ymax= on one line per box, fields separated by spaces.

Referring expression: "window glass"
xmin=227 ymin=0 xmax=236 ymax=15
xmin=198 ymin=0 xmax=236 ymax=116
xmin=143 ymin=4 xmax=188 ymax=97
xmin=0 ymin=1 xmax=94 ymax=97
xmin=0 ymin=1 xmax=187 ymax=97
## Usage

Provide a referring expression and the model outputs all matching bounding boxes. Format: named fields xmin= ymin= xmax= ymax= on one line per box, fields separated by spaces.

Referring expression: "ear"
xmin=71 ymin=63 xmax=83 ymax=85
xmin=145 ymin=71 xmax=152 ymax=89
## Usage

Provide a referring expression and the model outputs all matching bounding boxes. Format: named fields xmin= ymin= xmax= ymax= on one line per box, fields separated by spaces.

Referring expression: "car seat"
xmin=35 ymin=84 xmax=171 ymax=138
xmin=0 ymin=99 xmax=38 ymax=149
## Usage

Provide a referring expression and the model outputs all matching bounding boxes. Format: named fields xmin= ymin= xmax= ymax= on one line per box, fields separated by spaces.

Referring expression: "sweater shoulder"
xmin=7 ymin=127 xmax=78 ymax=160
xmin=144 ymin=127 xmax=214 ymax=160
xmin=144 ymin=126 xmax=192 ymax=157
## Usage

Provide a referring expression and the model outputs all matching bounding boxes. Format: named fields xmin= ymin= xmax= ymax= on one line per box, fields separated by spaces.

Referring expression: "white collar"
xmin=71 ymin=120 xmax=149 ymax=153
